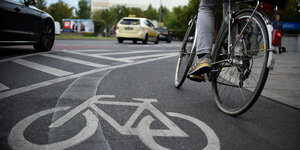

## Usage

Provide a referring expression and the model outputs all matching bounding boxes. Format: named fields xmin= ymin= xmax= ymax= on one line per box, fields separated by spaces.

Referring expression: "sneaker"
xmin=187 ymin=56 xmax=212 ymax=76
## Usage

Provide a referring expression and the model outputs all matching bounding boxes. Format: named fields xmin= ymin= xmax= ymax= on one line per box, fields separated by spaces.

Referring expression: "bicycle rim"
xmin=211 ymin=11 xmax=270 ymax=115
xmin=174 ymin=22 xmax=196 ymax=88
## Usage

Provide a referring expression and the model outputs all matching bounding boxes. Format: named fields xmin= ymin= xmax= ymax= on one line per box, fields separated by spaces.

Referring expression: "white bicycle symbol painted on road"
xmin=8 ymin=95 xmax=220 ymax=150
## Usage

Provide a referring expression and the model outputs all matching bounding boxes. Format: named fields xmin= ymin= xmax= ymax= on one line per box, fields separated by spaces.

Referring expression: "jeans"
xmin=196 ymin=0 xmax=222 ymax=55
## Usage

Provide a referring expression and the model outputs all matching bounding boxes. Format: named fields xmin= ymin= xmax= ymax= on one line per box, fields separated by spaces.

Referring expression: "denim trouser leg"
xmin=196 ymin=0 xmax=222 ymax=55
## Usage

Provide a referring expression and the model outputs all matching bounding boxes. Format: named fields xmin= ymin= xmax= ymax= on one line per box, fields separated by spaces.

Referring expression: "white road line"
xmin=97 ymin=50 xmax=160 ymax=56
xmin=121 ymin=53 xmax=177 ymax=60
xmin=73 ymin=49 xmax=114 ymax=53
xmin=12 ymin=59 xmax=73 ymax=77
xmin=0 ymin=83 xmax=9 ymax=92
xmin=0 ymin=53 xmax=177 ymax=100
xmin=61 ymin=50 xmax=133 ymax=63
xmin=0 ymin=52 xmax=47 ymax=64
xmin=40 ymin=54 xmax=108 ymax=68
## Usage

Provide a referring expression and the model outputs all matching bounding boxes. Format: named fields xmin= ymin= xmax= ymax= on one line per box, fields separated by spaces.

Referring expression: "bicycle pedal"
xmin=188 ymin=74 xmax=206 ymax=82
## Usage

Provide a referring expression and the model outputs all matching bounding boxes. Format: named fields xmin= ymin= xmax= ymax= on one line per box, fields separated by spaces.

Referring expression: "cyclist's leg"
xmin=188 ymin=0 xmax=221 ymax=76
xmin=196 ymin=0 xmax=221 ymax=56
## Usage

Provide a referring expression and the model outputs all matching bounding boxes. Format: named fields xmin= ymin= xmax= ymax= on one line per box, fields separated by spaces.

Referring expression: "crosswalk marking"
xmin=40 ymin=54 xmax=108 ymax=68
xmin=0 ymin=83 xmax=9 ymax=92
xmin=61 ymin=51 xmax=133 ymax=63
xmin=121 ymin=53 xmax=177 ymax=60
xmin=96 ymin=50 xmax=160 ymax=56
xmin=12 ymin=59 xmax=73 ymax=77
xmin=73 ymin=49 xmax=114 ymax=53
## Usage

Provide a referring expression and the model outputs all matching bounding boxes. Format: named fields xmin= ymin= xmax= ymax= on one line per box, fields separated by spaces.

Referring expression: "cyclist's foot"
xmin=188 ymin=74 xmax=206 ymax=82
xmin=187 ymin=54 xmax=212 ymax=76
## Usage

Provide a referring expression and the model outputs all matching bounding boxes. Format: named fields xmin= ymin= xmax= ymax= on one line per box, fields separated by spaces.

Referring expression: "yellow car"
xmin=116 ymin=17 xmax=159 ymax=44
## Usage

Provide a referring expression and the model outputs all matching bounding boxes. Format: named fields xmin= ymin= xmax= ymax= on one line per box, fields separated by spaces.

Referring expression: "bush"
xmin=94 ymin=20 xmax=105 ymax=35
xmin=169 ymin=29 xmax=186 ymax=41
xmin=82 ymin=33 xmax=95 ymax=37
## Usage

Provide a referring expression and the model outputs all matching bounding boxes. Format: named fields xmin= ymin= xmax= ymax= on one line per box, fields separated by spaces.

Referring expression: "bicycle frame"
xmin=189 ymin=0 xmax=276 ymax=70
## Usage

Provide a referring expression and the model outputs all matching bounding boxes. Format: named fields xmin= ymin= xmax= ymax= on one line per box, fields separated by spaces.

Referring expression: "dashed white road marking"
xmin=40 ymin=53 xmax=108 ymax=68
xmin=73 ymin=49 xmax=115 ymax=53
xmin=12 ymin=59 xmax=73 ymax=77
xmin=0 ymin=52 xmax=47 ymax=64
xmin=61 ymin=50 xmax=133 ymax=63
xmin=121 ymin=53 xmax=177 ymax=60
xmin=97 ymin=50 xmax=160 ymax=56
xmin=0 ymin=83 xmax=9 ymax=92
xmin=0 ymin=54 xmax=177 ymax=100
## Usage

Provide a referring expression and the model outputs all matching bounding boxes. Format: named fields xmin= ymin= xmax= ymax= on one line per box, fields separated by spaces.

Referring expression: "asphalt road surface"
xmin=0 ymin=40 xmax=299 ymax=150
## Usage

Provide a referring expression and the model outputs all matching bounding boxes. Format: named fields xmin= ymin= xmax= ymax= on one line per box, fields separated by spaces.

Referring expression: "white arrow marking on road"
xmin=40 ymin=54 xmax=108 ymax=68
xmin=0 ymin=83 xmax=9 ymax=92
xmin=0 ymin=53 xmax=177 ymax=99
xmin=61 ymin=50 xmax=133 ymax=63
xmin=12 ymin=59 xmax=73 ymax=77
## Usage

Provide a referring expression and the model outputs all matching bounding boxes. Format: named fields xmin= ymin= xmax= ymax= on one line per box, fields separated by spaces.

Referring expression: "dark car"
xmin=158 ymin=27 xmax=171 ymax=43
xmin=0 ymin=0 xmax=55 ymax=51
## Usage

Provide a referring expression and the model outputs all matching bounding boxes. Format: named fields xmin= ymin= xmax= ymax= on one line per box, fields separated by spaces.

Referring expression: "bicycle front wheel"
xmin=211 ymin=11 xmax=270 ymax=115
xmin=174 ymin=21 xmax=196 ymax=88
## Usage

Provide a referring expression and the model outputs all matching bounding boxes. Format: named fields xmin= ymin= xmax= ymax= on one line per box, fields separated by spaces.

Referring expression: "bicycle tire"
xmin=174 ymin=20 xmax=196 ymax=88
xmin=211 ymin=11 xmax=270 ymax=116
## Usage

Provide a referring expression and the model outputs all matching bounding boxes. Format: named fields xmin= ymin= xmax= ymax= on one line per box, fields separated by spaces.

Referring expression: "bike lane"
xmin=96 ymin=57 xmax=300 ymax=150
xmin=1 ymin=55 xmax=299 ymax=150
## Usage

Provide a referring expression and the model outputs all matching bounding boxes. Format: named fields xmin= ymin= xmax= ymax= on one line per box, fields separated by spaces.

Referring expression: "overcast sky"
xmin=46 ymin=0 xmax=189 ymax=11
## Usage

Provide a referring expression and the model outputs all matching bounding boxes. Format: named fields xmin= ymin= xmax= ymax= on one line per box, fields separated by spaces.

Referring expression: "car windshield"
xmin=120 ymin=19 xmax=140 ymax=25
xmin=158 ymin=28 xmax=168 ymax=32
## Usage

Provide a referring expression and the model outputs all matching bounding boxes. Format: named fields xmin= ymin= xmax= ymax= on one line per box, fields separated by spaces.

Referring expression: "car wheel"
xmin=167 ymin=40 xmax=171 ymax=43
xmin=118 ymin=38 xmax=123 ymax=43
xmin=154 ymin=36 xmax=159 ymax=44
xmin=34 ymin=21 xmax=55 ymax=52
xmin=143 ymin=34 xmax=148 ymax=44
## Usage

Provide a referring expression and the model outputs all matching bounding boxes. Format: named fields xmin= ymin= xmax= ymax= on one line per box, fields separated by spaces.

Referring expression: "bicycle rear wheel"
xmin=211 ymin=11 xmax=270 ymax=115
xmin=174 ymin=20 xmax=196 ymax=88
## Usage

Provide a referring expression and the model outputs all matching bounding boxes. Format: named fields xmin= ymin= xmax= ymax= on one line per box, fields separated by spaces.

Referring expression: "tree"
xmin=158 ymin=6 xmax=170 ymax=23
xmin=109 ymin=5 xmax=129 ymax=24
xmin=47 ymin=0 xmax=73 ymax=24
xmin=129 ymin=8 xmax=143 ymax=17
xmin=36 ymin=0 xmax=47 ymax=11
xmin=76 ymin=0 xmax=92 ymax=19
xmin=143 ymin=4 xmax=159 ymax=20
xmin=278 ymin=0 xmax=300 ymax=18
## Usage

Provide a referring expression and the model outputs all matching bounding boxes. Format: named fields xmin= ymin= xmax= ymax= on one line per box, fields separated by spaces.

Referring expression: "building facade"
xmin=91 ymin=0 xmax=188 ymax=12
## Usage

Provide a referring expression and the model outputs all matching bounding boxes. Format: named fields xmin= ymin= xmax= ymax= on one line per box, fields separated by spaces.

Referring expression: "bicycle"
xmin=175 ymin=0 xmax=285 ymax=116
xmin=8 ymin=95 xmax=220 ymax=150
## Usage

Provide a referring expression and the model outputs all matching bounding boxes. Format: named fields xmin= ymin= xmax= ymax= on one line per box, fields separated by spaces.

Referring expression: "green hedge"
xmin=169 ymin=29 xmax=186 ymax=41
xmin=94 ymin=20 xmax=105 ymax=35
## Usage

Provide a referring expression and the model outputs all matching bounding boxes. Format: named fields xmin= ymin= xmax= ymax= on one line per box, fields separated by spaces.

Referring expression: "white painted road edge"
xmin=0 ymin=53 xmax=177 ymax=100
